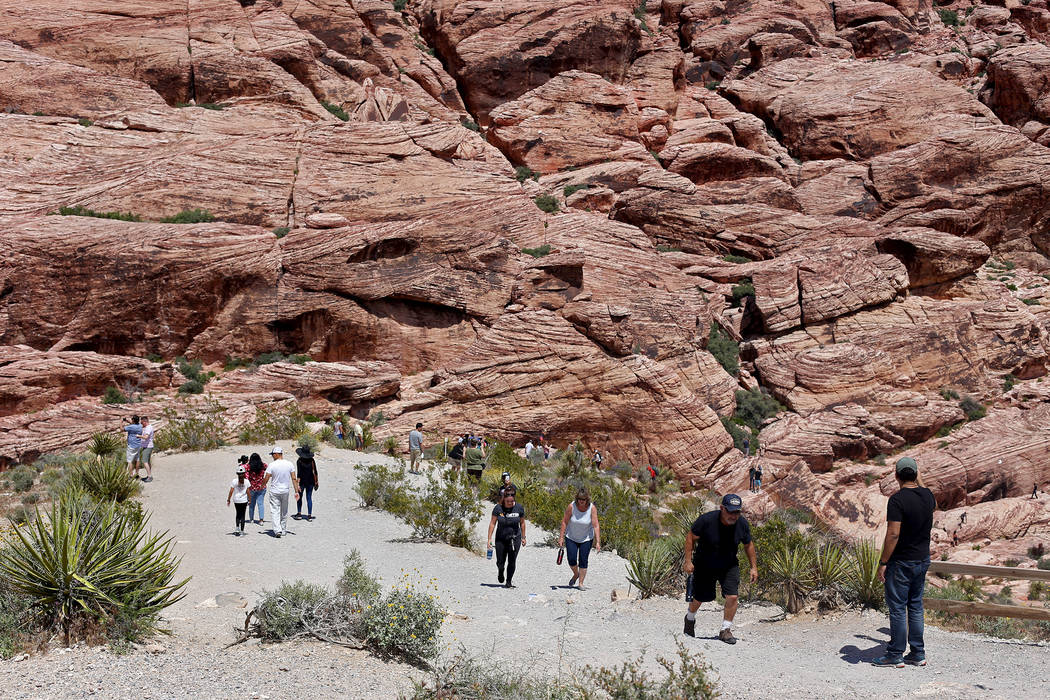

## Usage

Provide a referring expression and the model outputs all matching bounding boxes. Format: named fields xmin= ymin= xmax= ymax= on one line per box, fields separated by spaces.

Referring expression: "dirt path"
xmin=2 ymin=445 xmax=1047 ymax=699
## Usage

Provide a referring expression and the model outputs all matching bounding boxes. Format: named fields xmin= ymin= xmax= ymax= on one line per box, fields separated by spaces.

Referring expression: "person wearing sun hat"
xmin=227 ymin=465 xmax=250 ymax=535
xmin=262 ymin=445 xmax=299 ymax=538
xmin=682 ymin=493 xmax=758 ymax=645
xmin=294 ymin=444 xmax=319 ymax=521
xmin=872 ymin=456 xmax=936 ymax=668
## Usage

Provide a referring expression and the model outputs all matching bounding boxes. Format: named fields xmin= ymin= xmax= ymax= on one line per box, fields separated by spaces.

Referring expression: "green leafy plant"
xmin=722 ymin=254 xmax=750 ymax=264
xmin=362 ymin=573 xmax=444 ymax=662
xmin=514 ymin=166 xmax=539 ymax=182
xmin=521 ymin=244 xmax=552 ymax=258
xmin=939 ymin=387 xmax=960 ymax=400
xmin=959 ymin=396 xmax=986 ymax=421
xmin=767 ymin=544 xmax=817 ymax=613
xmin=460 ymin=116 xmax=480 ymax=132
xmin=9 ymin=466 xmax=35 ymax=493
xmin=322 ymin=102 xmax=350 ymax=121
xmin=627 ymin=539 xmax=676 ymax=599
xmin=733 ymin=388 xmax=783 ymax=432
xmin=1022 ymin=298 xmax=1041 ymax=306
xmin=731 ymin=279 xmax=755 ymax=307
xmin=56 ymin=206 xmax=141 ymax=222
xmin=563 ymin=183 xmax=591 ymax=197
xmin=937 ymin=8 xmax=960 ymax=27
xmin=707 ymin=323 xmax=739 ymax=376
xmin=582 ymin=641 xmax=719 ymax=699
xmin=533 ymin=194 xmax=559 ymax=213
xmin=154 ymin=400 xmax=228 ymax=452
xmin=77 ymin=117 xmax=93 ymax=127
xmin=159 ymin=209 xmax=215 ymax=224
xmin=399 ymin=471 xmax=484 ymax=549
xmin=393 ymin=0 xmax=407 ymax=11
xmin=273 ymin=226 xmax=290 ymax=238
xmin=337 ymin=549 xmax=382 ymax=604
xmin=846 ymin=539 xmax=884 ymax=609
xmin=88 ymin=432 xmax=123 ymax=461
xmin=354 ymin=462 xmax=411 ymax=514
xmin=102 ymin=386 xmax=129 ymax=404
xmin=254 ymin=580 xmax=337 ymax=641
xmin=237 ymin=404 xmax=308 ymax=444
xmin=69 ymin=458 xmax=141 ymax=503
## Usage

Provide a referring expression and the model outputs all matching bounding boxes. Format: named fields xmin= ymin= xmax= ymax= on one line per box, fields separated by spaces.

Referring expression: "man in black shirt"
xmin=683 ymin=494 xmax=758 ymax=644
xmin=873 ymin=456 xmax=936 ymax=668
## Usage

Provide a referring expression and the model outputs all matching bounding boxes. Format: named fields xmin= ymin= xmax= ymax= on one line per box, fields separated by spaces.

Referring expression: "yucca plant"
xmin=768 ymin=544 xmax=817 ymax=613
xmin=0 ymin=494 xmax=188 ymax=645
xmin=87 ymin=432 xmax=122 ymax=462
xmin=360 ymin=421 xmax=375 ymax=448
xmin=383 ymin=435 xmax=398 ymax=456
xmin=70 ymin=458 xmax=141 ymax=503
xmin=847 ymin=539 xmax=885 ymax=609
xmin=627 ymin=539 xmax=676 ymax=599
xmin=814 ymin=541 xmax=849 ymax=589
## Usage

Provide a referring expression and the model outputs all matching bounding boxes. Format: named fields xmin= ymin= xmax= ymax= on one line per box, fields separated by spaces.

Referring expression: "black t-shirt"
xmin=448 ymin=442 xmax=464 ymax=460
xmin=690 ymin=510 xmax=752 ymax=570
xmin=492 ymin=503 xmax=525 ymax=540
xmin=886 ymin=487 xmax=935 ymax=561
xmin=296 ymin=458 xmax=316 ymax=486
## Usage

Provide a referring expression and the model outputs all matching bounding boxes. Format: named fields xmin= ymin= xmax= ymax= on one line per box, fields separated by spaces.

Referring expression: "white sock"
xmin=721 ymin=620 xmax=732 ymax=631
xmin=686 ymin=612 xmax=696 ymax=621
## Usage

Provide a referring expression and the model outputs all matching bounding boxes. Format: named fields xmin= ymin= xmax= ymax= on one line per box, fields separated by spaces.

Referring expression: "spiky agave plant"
xmin=87 ymin=431 xmax=122 ymax=462
xmin=847 ymin=539 xmax=885 ymax=609
xmin=626 ymin=539 xmax=677 ymax=599
xmin=70 ymin=458 xmax=141 ymax=503
xmin=768 ymin=544 xmax=817 ymax=613
xmin=0 ymin=493 xmax=188 ymax=645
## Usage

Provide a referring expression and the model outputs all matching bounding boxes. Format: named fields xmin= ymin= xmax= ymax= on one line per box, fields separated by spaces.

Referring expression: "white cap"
xmin=270 ymin=445 xmax=283 ymax=455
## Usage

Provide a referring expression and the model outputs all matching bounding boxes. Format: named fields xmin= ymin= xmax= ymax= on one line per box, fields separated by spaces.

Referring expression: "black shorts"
xmin=691 ymin=564 xmax=740 ymax=602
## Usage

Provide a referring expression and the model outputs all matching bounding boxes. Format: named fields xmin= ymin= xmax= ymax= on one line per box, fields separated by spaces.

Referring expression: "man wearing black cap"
xmin=872 ymin=456 xmax=936 ymax=668
xmin=683 ymin=494 xmax=758 ymax=644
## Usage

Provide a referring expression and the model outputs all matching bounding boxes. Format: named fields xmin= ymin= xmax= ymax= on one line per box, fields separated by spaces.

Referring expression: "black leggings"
xmin=234 ymin=502 xmax=247 ymax=530
xmin=495 ymin=536 xmax=521 ymax=583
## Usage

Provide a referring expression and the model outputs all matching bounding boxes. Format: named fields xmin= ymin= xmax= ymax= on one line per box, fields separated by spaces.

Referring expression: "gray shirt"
xmin=409 ymin=430 xmax=423 ymax=451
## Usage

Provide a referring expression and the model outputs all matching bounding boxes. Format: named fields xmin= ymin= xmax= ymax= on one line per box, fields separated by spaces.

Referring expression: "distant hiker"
xmin=559 ymin=488 xmax=601 ymax=590
xmin=647 ymin=465 xmax=658 ymax=480
xmin=333 ymin=417 xmax=344 ymax=442
xmin=228 ymin=465 xmax=249 ymax=535
xmin=138 ymin=416 xmax=155 ymax=482
xmin=263 ymin=446 xmax=299 ymax=538
xmin=872 ymin=456 xmax=936 ymax=668
xmin=753 ymin=464 xmax=763 ymax=493
xmin=447 ymin=437 xmax=465 ymax=472
xmin=121 ymin=415 xmax=143 ymax=477
xmin=1034 ymin=484 xmax=1039 ymax=499
xmin=463 ymin=438 xmax=486 ymax=482
xmin=409 ymin=422 xmax=424 ymax=474
xmin=959 ymin=511 xmax=966 ymax=524
xmin=294 ymin=445 xmax=319 ymax=521
xmin=748 ymin=465 xmax=757 ymax=493
xmin=525 ymin=439 xmax=535 ymax=459
xmin=246 ymin=453 xmax=267 ymax=524
xmin=683 ymin=494 xmax=758 ymax=645
xmin=487 ymin=487 xmax=526 ymax=588
xmin=592 ymin=449 xmax=603 ymax=470
xmin=352 ymin=421 xmax=364 ymax=449
xmin=742 ymin=435 xmax=750 ymax=457
xmin=498 ymin=472 xmax=516 ymax=500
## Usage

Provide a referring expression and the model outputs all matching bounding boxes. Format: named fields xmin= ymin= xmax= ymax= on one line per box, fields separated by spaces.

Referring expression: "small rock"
xmin=610 ymin=588 xmax=633 ymax=602
xmin=304 ymin=213 xmax=349 ymax=229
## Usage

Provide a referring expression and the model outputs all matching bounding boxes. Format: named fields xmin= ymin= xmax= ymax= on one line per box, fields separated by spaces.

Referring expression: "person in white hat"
xmin=227 ymin=465 xmax=250 ymax=535
xmin=262 ymin=446 xmax=299 ymax=538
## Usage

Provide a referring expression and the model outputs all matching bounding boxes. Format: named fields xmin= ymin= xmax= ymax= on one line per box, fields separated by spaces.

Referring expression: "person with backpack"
xmin=486 ymin=487 xmax=526 ymax=588
xmin=463 ymin=437 xmax=486 ymax=482
xmin=447 ymin=435 xmax=465 ymax=473
xmin=559 ymin=488 xmax=601 ymax=590
xmin=872 ymin=457 xmax=936 ymax=668
xmin=592 ymin=449 xmax=603 ymax=470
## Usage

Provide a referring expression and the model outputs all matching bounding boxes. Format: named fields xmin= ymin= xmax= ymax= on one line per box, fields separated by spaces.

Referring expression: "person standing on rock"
xmin=753 ymin=463 xmax=762 ymax=494
xmin=121 ymin=415 xmax=143 ymax=477
xmin=408 ymin=422 xmax=424 ymax=474
xmin=872 ymin=456 xmax=936 ymax=668
xmin=559 ymin=487 xmax=601 ymax=590
xmin=487 ymin=487 xmax=526 ymax=588
xmin=227 ymin=465 xmax=249 ymax=536
xmin=263 ymin=446 xmax=299 ymax=538
xmin=246 ymin=453 xmax=267 ymax=524
xmin=294 ymin=445 xmax=319 ymax=521
xmin=138 ymin=416 xmax=155 ymax=482
xmin=463 ymin=437 xmax=486 ymax=483
xmin=748 ymin=465 xmax=757 ymax=493
xmin=683 ymin=494 xmax=757 ymax=645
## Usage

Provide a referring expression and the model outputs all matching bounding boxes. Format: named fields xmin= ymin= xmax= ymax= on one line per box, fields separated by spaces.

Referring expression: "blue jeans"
xmin=566 ymin=539 xmax=592 ymax=569
xmin=248 ymin=489 xmax=266 ymax=521
xmin=296 ymin=484 xmax=314 ymax=516
xmin=884 ymin=558 xmax=930 ymax=659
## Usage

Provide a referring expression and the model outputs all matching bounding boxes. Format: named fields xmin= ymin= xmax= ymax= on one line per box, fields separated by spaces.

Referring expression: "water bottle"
xmin=685 ymin=574 xmax=693 ymax=602
xmin=487 ymin=545 xmax=493 ymax=560
xmin=557 ymin=547 xmax=564 ymax=565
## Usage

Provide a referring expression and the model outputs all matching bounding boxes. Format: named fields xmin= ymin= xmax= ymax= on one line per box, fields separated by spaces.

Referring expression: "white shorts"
xmin=126 ymin=446 xmax=141 ymax=463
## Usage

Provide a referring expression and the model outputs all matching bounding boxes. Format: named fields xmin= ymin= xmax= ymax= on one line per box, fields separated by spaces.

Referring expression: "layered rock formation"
xmin=3 ymin=0 xmax=1050 ymax=551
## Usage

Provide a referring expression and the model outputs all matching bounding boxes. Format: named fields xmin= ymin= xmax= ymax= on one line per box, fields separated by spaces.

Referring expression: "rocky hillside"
xmin=2 ymin=0 xmax=1049 ymax=555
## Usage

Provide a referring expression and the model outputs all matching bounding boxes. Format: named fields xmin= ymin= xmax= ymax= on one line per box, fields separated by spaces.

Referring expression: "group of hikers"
xmin=120 ymin=414 xmax=155 ymax=482
xmin=225 ymin=445 xmax=319 ymax=536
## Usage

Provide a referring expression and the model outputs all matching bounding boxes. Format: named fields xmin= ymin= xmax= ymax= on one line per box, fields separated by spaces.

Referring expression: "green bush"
xmin=733 ymin=388 xmax=783 ymax=432
xmin=707 ymin=323 xmax=738 ymax=376
xmin=154 ymin=400 xmax=228 ymax=452
xmin=254 ymin=580 xmax=337 ymax=641
xmin=88 ymin=432 xmax=123 ymax=461
xmin=533 ymin=194 xmax=559 ymax=213
xmin=720 ymin=417 xmax=751 ymax=453
xmin=6 ymin=507 xmax=32 ymax=526
xmin=521 ymin=244 xmax=552 ymax=258
xmin=959 ymin=396 xmax=986 ymax=421
xmin=408 ymin=653 xmax=574 ymax=699
xmin=514 ymin=166 xmax=539 ymax=182
xmin=237 ymin=404 xmax=308 ymax=445
xmin=296 ymin=431 xmax=321 ymax=455
xmin=583 ymin=641 xmax=719 ymax=699
xmin=460 ymin=117 xmax=480 ymax=132
xmin=10 ymin=467 xmax=35 ymax=493
xmin=273 ymin=226 xmax=290 ymax=238
xmin=322 ymin=102 xmax=349 ymax=121
xmin=722 ymin=254 xmax=750 ymax=264
xmin=1022 ymin=298 xmax=1041 ymax=306
xmin=1037 ymin=557 xmax=1050 ymax=571
xmin=0 ymin=584 xmax=37 ymax=659
xmin=369 ymin=410 xmax=387 ymax=426
xmin=393 ymin=0 xmax=407 ymax=12
xmin=627 ymin=539 xmax=677 ymax=599
xmin=354 ymin=462 xmax=412 ymax=514
xmin=178 ymin=378 xmax=205 ymax=394
xmin=160 ymin=209 xmax=215 ymax=224
xmin=383 ymin=435 xmax=398 ymax=456
xmin=56 ymin=205 xmax=141 ymax=222
xmin=400 ymin=472 xmax=484 ymax=550
xmin=337 ymin=549 xmax=382 ymax=604
xmin=0 ymin=494 xmax=187 ymax=645
xmin=939 ymin=387 xmax=960 ymax=400
xmin=69 ymin=458 xmax=141 ymax=502
xmin=730 ymin=279 xmax=755 ymax=307
xmin=362 ymin=574 xmax=444 ymax=662
xmin=102 ymin=386 xmax=129 ymax=404
xmin=938 ymin=8 xmax=960 ymax=26
xmin=563 ymin=183 xmax=591 ymax=197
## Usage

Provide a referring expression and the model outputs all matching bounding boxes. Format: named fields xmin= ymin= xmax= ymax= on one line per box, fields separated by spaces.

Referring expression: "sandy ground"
xmin=1 ymin=444 xmax=1048 ymax=699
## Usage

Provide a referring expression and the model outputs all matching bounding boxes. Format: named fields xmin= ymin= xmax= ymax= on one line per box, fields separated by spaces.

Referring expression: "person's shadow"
xmin=839 ymin=631 xmax=890 ymax=664
xmin=479 ymin=583 xmax=506 ymax=588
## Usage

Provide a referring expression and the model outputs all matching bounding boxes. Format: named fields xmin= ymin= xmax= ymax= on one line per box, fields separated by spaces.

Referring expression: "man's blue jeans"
xmin=884 ymin=558 xmax=930 ymax=659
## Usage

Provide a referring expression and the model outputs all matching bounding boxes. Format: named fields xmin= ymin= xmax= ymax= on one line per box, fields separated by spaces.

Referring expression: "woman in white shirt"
xmin=559 ymin=488 xmax=601 ymax=590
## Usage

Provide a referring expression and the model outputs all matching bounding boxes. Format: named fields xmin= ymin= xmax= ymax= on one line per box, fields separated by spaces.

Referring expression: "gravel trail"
xmin=1 ymin=445 xmax=1047 ymax=699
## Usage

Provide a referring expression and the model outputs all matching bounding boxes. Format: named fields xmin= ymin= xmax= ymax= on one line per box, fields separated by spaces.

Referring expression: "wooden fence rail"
xmin=924 ymin=561 xmax=1050 ymax=621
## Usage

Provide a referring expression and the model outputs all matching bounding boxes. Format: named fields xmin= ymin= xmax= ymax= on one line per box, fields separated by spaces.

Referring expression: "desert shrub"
xmin=273 ymin=226 xmax=290 ymax=238
xmin=254 ymin=580 xmax=336 ymax=641
xmin=533 ymin=194 xmax=559 ymax=213
xmin=57 ymin=205 xmax=141 ymax=222
xmin=10 ymin=466 xmax=35 ymax=493
xmin=959 ymin=396 xmax=986 ymax=421
xmin=939 ymin=387 xmax=960 ymax=400
xmin=938 ymin=8 xmax=960 ymax=26
xmin=40 ymin=468 xmax=63 ymax=486
xmin=627 ymin=539 xmax=677 ymax=599
xmin=582 ymin=641 xmax=719 ymax=700
xmin=563 ymin=183 xmax=591 ymax=197
xmin=337 ymin=549 xmax=382 ymax=604
xmin=0 ymin=584 xmax=38 ymax=659
xmin=707 ymin=323 xmax=738 ymax=376
xmin=514 ymin=166 xmax=539 ymax=182
xmin=159 ymin=209 xmax=215 ymax=224
xmin=88 ymin=432 xmax=123 ymax=461
xmin=1037 ymin=556 xmax=1050 ymax=571
xmin=178 ymin=378 xmax=205 ymax=394
xmin=6 ymin=507 xmax=32 ymax=526
xmin=362 ymin=573 xmax=444 ymax=662
xmin=102 ymin=386 xmax=129 ymax=404
xmin=1029 ymin=543 xmax=1045 ymax=558
xmin=317 ymin=425 xmax=336 ymax=443
xmin=407 ymin=653 xmax=574 ymax=700
xmin=154 ymin=400 xmax=228 ymax=452
xmin=720 ymin=417 xmax=751 ymax=454
xmin=0 ymin=494 xmax=187 ymax=645
xmin=398 ymin=472 xmax=484 ymax=550
xmin=296 ymin=431 xmax=321 ymax=455
xmin=393 ymin=0 xmax=408 ymax=12
xmin=237 ymin=404 xmax=308 ymax=444
xmin=175 ymin=356 xmax=210 ymax=395
xmin=733 ymin=388 xmax=783 ymax=432
xmin=460 ymin=117 xmax=480 ymax=132
xmin=521 ymin=244 xmax=552 ymax=258
xmin=1022 ymin=298 xmax=1041 ymax=306
xmin=322 ymin=102 xmax=349 ymax=121
xmin=1029 ymin=581 xmax=1045 ymax=600
xmin=730 ymin=279 xmax=755 ymax=307
xmin=741 ymin=512 xmax=815 ymax=596
xmin=360 ymin=422 xmax=376 ymax=448
xmin=722 ymin=254 xmax=750 ymax=264
xmin=354 ymin=462 xmax=411 ymax=514
xmin=68 ymin=458 xmax=140 ymax=503
xmin=383 ymin=435 xmax=398 ymax=456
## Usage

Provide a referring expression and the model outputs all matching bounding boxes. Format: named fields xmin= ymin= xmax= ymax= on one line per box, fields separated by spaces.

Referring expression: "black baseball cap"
xmin=721 ymin=494 xmax=743 ymax=512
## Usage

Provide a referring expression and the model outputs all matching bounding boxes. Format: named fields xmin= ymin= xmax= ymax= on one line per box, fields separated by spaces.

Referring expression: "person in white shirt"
xmin=263 ymin=446 xmax=299 ymax=538
xmin=525 ymin=439 xmax=535 ymax=458
xmin=227 ymin=466 xmax=250 ymax=535
xmin=138 ymin=416 xmax=156 ymax=483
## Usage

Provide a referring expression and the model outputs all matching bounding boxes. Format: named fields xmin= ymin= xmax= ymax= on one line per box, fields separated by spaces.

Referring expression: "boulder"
xmin=983 ymin=43 xmax=1050 ymax=128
